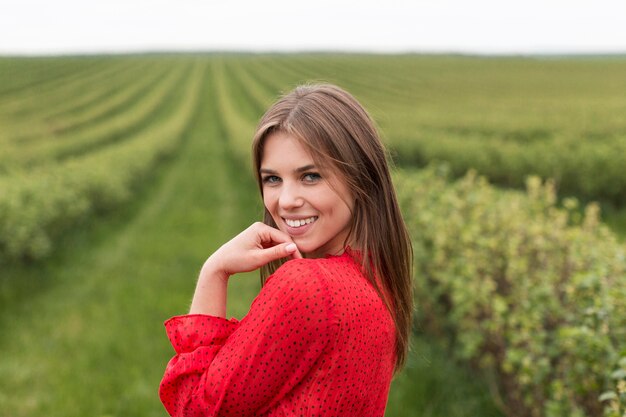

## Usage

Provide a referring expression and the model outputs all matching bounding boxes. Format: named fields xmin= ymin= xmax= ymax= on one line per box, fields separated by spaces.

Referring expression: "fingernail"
xmin=285 ymin=243 xmax=297 ymax=252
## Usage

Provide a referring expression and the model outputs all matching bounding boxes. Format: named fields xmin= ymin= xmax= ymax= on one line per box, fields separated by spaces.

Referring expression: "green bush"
xmin=396 ymin=165 xmax=626 ymax=417
xmin=392 ymin=134 xmax=626 ymax=206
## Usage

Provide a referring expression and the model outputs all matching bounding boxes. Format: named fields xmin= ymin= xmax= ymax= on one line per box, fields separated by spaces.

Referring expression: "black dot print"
xmin=159 ymin=247 xmax=397 ymax=416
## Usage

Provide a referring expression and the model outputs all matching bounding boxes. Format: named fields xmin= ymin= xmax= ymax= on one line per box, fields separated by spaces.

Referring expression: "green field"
xmin=1 ymin=54 xmax=624 ymax=416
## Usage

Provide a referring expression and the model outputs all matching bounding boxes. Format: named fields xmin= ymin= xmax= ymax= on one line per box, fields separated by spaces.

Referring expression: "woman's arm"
xmin=186 ymin=222 xmax=302 ymax=317
xmin=189 ymin=260 xmax=229 ymax=317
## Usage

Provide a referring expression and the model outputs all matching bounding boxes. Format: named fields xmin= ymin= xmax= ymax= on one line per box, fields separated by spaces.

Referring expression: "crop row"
xmin=0 ymin=59 xmax=146 ymax=149
xmin=0 ymin=61 xmax=192 ymax=173
xmin=20 ymin=61 xmax=170 ymax=140
xmin=0 ymin=58 xmax=142 ymax=122
xmin=396 ymin=165 xmax=626 ymax=417
xmin=0 ymin=59 xmax=135 ymax=146
xmin=392 ymin=130 xmax=626 ymax=205
xmin=0 ymin=59 xmax=206 ymax=261
xmin=0 ymin=59 xmax=164 ymax=146
xmin=211 ymin=58 xmax=260 ymax=159
xmin=221 ymin=55 xmax=626 ymax=206
xmin=0 ymin=56 xmax=108 ymax=98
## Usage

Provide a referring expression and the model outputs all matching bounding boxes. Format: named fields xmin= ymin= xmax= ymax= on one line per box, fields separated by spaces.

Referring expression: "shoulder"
xmin=263 ymin=258 xmax=336 ymax=311
xmin=269 ymin=254 xmax=363 ymax=293
xmin=266 ymin=258 xmax=325 ymax=291
xmin=266 ymin=256 xmax=350 ymax=287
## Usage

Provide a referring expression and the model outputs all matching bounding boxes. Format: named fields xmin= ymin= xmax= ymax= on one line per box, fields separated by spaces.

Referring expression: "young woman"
xmin=159 ymin=83 xmax=413 ymax=416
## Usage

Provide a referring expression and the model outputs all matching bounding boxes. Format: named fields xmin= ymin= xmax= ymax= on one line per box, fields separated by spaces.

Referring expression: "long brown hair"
xmin=251 ymin=83 xmax=413 ymax=375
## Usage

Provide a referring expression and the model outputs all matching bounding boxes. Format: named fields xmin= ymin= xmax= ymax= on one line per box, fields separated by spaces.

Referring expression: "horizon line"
xmin=2 ymin=48 xmax=626 ymax=59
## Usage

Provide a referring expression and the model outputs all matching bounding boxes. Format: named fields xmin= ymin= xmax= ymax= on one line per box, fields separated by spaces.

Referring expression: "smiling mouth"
xmin=283 ymin=216 xmax=318 ymax=228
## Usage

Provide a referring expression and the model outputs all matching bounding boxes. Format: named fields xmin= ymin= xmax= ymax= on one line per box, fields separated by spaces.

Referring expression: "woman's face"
xmin=260 ymin=131 xmax=354 ymax=258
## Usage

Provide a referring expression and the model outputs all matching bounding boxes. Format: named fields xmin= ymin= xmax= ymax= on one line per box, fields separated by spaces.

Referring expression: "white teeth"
xmin=285 ymin=216 xmax=318 ymax=228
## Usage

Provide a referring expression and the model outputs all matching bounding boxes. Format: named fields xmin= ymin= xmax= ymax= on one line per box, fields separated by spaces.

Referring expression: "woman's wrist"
xmin=189 ymin=258 xmax=230 ymax=316
xmin=199 ymin=257 xmax=230 ymax=283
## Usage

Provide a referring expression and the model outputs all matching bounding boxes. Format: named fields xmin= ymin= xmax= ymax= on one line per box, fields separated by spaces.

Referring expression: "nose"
xmin=278 ymin=182 xmax=304 ymax=210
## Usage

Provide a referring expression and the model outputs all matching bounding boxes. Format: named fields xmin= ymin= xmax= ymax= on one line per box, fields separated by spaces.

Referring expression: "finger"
xmin=255 ymin=222 xmax=295 ymax=247
xmin=257 ymin=242 xmax=301 ymax=265
xmin=287 ymin=244 xmax=303 ymax=259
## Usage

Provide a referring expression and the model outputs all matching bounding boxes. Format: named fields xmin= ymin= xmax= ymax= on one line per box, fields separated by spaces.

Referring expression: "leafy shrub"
xmin=392 ymin=134 xmax=626 ymax=206
xmin=396 ymin=165 xmax=626 ymax=417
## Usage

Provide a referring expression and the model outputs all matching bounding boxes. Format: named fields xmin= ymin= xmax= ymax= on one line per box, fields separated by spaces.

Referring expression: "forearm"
xmin=189 ymin=260 xmax=230 ymax=317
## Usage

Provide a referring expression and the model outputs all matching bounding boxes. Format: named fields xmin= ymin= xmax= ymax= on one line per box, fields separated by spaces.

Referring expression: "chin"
xmin=293 ymin=241 xmax=315 ymax=253
xmin=292 ymin=240 xmax=318 ymax=255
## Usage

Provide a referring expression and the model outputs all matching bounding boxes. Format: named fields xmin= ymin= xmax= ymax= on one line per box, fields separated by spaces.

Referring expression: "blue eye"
xmin=262 ymin=175 xmax=281 ymax=184
xmin=303 ymin=172 xmax=322 ymax=182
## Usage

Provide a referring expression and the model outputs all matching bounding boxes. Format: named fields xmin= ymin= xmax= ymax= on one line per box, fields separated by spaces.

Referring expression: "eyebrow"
xmin=259 ymin=164 xmax=317 ymax=175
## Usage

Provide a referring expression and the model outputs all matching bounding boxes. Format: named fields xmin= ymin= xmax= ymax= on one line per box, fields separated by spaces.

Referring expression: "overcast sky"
xmin=1 ymin=0 xmax=625 ymax=56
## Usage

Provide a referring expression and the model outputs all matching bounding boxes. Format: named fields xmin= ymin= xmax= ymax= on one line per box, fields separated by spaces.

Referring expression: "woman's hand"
xmin=204 ymin=222 xmax=302 ymax=279
xmin=189 ymin=222 xmax=302 ymax=316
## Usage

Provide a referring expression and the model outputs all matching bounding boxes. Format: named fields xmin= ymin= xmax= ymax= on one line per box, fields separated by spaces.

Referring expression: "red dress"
xmin=159 ymin=248 xmax=397 ymax=416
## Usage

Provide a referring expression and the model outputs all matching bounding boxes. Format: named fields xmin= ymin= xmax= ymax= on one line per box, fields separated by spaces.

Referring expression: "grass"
xmin=0 ymin=58 xmax=504 ymax=416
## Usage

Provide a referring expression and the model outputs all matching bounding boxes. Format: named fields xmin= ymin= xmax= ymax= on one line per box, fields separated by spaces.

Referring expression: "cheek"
xmin=338 ymin=203 xmax=353 ymax=225
xmin=320 ymin=193 xmax=352 ymax=220
xmin=262 ymin=189 xmax=275 ymax=210
xmin=336 ymin=198 xmax=354 ymax=229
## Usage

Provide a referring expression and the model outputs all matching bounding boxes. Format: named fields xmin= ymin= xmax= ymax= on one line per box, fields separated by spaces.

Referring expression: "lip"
xmin=282 ymin=216 xmax=317 ymax=236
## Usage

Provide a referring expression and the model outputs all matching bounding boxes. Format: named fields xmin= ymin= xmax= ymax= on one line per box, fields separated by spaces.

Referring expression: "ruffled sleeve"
xmin=159 ymin=259 xmax=337 ymax=417
xmin=164 ymin=315 xmax=240 ymax=354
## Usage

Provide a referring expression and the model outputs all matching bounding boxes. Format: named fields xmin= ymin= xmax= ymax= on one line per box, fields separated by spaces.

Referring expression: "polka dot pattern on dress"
xmin=159 ymin=248 xmax=397 ymax=417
